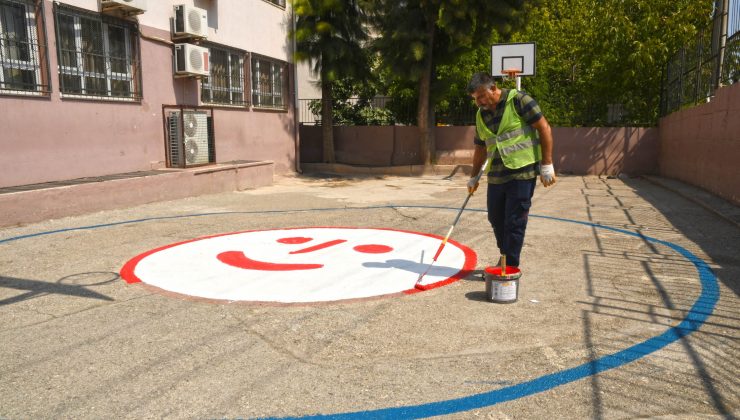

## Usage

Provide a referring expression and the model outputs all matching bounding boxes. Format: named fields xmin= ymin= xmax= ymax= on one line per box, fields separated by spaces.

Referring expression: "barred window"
xmin=201 ymin=45 xmax=246 ymax=106
xmin=251 ymin=55 xmax=286 ymax=109
xmin=53 ymin=5 xmax=141 ymax=99
xmin=0 ymin=0 xmax=49 ymax=94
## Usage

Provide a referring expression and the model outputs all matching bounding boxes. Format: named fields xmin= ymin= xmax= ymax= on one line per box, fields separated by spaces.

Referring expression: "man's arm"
xmin=531 ymin=116 xmax=553 ymax=165
xmin=531 ymin=116 xmax=556 ymax=186
xmin=467 ymin=144 xmax=487 ymax=194
xmin=471 ymin=143 xmax=487 ymax=176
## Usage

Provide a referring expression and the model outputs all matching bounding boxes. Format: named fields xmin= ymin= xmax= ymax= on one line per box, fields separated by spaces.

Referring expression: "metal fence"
xmin=298 ymin=96 xmax=478 ymax=126
xmin=660 ymin=0 xmax=739 ymax=116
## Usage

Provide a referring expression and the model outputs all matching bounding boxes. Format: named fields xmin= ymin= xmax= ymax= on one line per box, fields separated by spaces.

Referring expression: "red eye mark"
xmin=277 ymin=237 xmax=312 ymax=244
xmin=353 ymin=244 xmax=393 ymax=254
xmin=290 ymin=239 xmax=347 ymax=254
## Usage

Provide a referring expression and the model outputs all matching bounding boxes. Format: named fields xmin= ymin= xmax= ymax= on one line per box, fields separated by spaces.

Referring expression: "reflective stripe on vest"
xmin=475 ymin=89 xmax=542 ymax=170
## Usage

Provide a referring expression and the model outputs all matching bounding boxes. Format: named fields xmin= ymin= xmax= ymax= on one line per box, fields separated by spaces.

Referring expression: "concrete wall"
xmin=0 ymin=161 xmax=274 ymax=227
xmin=0 ymin=0 xmax=296 ymax=188
xmin=659 ymin=83 xmax=740 ymax=206
xmin=300 ymin=125 xmax=659 ymax=176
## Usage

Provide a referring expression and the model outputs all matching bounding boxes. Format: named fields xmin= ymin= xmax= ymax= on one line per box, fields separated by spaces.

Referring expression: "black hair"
xmin=467 ymin=72 xmax=496 ymax=94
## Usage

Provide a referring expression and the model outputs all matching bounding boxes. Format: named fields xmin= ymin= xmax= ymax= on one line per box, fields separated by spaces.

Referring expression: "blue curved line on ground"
xmin=0 ymin=206 xmax=719 ymax=419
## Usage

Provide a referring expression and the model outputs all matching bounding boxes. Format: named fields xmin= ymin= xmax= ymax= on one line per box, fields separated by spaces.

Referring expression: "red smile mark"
xmin=217 ymin=236 xmax=394 ymax=271
xmin=217 ymin=251 xmax=324 ymax=271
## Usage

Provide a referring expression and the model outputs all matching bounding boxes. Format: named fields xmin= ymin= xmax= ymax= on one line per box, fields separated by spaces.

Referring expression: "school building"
xmin=0 ymin=0 xmax=297 ymax=198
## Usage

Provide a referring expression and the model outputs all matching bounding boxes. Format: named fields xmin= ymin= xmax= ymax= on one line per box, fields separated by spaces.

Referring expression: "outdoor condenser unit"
xmin=174 ymin=43 xmax=209 ymax=77
xmin=174 ymin=4 xmax=208 ymax=39
xmin=167 ymin=110 xmax=212 ymax=167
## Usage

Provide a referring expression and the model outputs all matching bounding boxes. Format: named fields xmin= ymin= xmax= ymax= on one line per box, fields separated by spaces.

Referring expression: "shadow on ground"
xmin=0 ymin=272 xmax=118 ymax=306
xmin=576 ymin=177 xmax=739 ymax=418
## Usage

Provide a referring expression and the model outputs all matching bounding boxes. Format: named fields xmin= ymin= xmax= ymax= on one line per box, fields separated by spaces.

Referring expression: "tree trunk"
xmin=417 ymin=22 xmax=436 ymax=166
xmin=321 ymin=80 xmax=335 ymax=163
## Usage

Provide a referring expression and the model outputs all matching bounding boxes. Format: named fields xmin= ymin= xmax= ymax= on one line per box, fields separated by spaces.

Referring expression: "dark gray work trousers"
xmin=486 ymin=178 xmax=537 ymax=267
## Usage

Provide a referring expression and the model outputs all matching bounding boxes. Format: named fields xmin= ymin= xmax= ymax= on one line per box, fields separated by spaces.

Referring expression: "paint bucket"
xmin=484 ymin=266 xmax=521 ymax=304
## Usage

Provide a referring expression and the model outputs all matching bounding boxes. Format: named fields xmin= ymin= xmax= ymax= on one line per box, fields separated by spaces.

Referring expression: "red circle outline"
xmin=119 ymin=227 xmax=477 ymax=302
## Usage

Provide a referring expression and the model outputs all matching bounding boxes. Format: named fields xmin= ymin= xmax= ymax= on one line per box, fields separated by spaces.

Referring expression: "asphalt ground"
xmin=0 ymin=174 xmax=738 ymax=419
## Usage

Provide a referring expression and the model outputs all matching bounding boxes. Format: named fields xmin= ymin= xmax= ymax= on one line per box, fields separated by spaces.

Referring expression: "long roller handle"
xmin=415 ymin=152 xmax=495 ymax=289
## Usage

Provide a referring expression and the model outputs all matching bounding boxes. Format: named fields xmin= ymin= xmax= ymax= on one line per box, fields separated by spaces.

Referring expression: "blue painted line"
xmin=0 ymin=205 xmax=479 ymax=245
xmin=0 ymin=206 xmax=718 ymax=419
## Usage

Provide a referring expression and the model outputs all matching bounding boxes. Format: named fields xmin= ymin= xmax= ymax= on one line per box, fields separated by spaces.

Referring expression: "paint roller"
xmin=415 ymin=151 xmax=494 ymax=290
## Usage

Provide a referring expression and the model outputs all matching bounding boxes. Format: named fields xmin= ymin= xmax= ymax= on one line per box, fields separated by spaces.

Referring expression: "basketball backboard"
xmin=491 ymin=42 xmax=536 ymax=77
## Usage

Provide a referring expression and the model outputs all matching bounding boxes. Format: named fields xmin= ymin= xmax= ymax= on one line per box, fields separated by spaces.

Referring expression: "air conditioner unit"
xmin=101 ymin=0 xmax=147 ymax=15
xmin=182 ymin=111 xmax=210 ymax=165
xmin=166 ymin=110 xmax=211 ymax=167
xmin=167 ymin=111 xmax=185 ymax=167
xmin=174 ymin=4 xmax=208 ymax=39
xmin=174 ymin=43 xmax=209 ymax=77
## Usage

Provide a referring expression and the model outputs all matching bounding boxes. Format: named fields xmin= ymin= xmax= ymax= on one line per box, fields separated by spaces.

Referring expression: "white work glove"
xmin=467 ymin=177 xmax=479 ymax=195
xmin=540 ymin=163 xmax=557 ymax=187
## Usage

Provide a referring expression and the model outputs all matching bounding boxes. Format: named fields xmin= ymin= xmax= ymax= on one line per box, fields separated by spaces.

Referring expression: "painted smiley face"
xmin=216 ymin=237 xmax=396 ymax=271
xmin=120 ymin=227 xmax=476 ymax=303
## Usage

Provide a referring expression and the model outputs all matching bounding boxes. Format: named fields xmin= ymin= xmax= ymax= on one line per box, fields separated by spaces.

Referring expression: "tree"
xmin=512 ymin=0 xmax=713 ymax=125
xmin=292 ymin=0 xmax=370 ymax=163
xmin=367 ymin=0 xmax=528 ymax=165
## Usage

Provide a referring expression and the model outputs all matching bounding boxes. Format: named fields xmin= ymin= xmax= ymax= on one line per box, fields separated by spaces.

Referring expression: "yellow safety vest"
xmin=475 ymin=89 xmax=542 ymax=169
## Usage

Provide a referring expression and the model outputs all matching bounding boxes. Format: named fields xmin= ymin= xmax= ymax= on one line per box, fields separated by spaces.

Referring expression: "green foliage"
xmin=292 ymin=0 xmax=370 ymax=81
xmin=366 ymin=0 xmax=528 ymax=86
xmin=365 ymin=0 xmax=529 ymax=163
xmin=300 ymin=0 xmax=715 ymax=129
xmin=306 ymin=78 xmax=397 ymax=125
xmin=292 ymin=0 xmax=372 ymax=161
xmin=512 ymin=0 xmax=714 ymax=125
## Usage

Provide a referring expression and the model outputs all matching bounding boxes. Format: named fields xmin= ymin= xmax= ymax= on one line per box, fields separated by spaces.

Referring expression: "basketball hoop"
xmin=502 ymin=68 xmax=522 ymax=80
xmin=501 ymin=68 xmax=523 ymax=90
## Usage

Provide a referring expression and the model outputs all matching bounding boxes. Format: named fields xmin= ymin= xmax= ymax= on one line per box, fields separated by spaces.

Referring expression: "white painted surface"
xmin=125 ymin=227 xmax=475 ymax=303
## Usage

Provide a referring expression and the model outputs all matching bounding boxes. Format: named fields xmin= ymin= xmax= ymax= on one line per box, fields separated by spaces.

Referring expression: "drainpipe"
xmin=292 ymin=6 xmax=302 ymax=174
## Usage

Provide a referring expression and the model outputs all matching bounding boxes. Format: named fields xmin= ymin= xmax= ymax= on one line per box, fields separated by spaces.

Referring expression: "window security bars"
xmin=201 ymin=46 xmax=246 ymax=106
xmin=0 ymin=0 xmax=49 ymax=94
xmin=251 ymin=55 xmax=286 ymax=109
xmin=54 ymin=5 xmax=141 ymax=100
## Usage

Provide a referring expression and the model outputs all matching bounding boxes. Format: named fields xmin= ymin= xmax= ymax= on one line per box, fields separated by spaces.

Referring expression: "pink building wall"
xmin=0 ymin=1 xmax=296 ymax=189
xmin=659 ymin=83 xmax=740 ymax=206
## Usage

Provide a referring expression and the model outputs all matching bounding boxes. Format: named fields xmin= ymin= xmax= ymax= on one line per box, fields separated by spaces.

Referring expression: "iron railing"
xmin=298 ymin=96 xmax=478 ymax=126
xmin=660 ymin=0 xmax=739 ymax=116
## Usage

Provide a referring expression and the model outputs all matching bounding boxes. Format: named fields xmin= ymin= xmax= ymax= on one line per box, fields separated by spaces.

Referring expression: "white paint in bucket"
xmin=484 ymin=266 xmax=521 ymax=304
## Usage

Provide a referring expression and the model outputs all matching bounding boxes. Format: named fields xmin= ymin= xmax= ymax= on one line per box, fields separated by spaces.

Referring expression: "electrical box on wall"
xmin=101 ymin=0 xmax=147 ymax=15
xmin=173 ymin=4 xmax=208 ymax=39
xmin=174 ymin=43 xmax=209 ymax=77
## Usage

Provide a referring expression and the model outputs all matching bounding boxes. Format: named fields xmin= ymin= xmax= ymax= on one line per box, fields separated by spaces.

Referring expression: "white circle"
xmin=121 ymin=227 xmax=476 ymax=303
